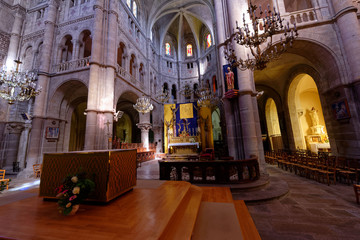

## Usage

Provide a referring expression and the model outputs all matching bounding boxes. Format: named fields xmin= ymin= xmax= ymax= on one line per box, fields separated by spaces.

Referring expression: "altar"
xmin=310 ymin=143 xmax=331 ymax=153
xmin=168 ymin=142 xmax=200 ymax=154
xmin=39 ymin=149 xmax=137 ymax=202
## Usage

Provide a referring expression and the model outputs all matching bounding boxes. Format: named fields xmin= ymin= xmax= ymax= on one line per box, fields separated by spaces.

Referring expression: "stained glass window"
xmin=126 ymin=0 xmax=131 ymax=8
xmin=132 ymin=1 xmax=137 ymax=18
xmin=206 ymin=34 xmax=212 ymax=48
xmin=165 ymin=43 xmax=171 ymax=55
xmin=186 ymin=44 xmax=193 ymax=57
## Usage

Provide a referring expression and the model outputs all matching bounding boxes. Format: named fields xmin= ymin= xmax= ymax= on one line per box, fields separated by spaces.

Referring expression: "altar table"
xmin=168 ymin=142 xmax=200 ymax=154
xmin=39 ymin=149 xmax=137 ymax=202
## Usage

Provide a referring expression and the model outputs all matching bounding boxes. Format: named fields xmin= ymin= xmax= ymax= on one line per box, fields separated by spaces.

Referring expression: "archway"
xmin=265 ymin=98 xmax=283 ymax=151
xmin=288 ymin=74 xmax=329 ymax=152
xmin=69 ymin=102 xmax=87 ymax=151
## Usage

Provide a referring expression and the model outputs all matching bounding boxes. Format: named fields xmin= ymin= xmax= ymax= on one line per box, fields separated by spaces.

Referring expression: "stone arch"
xmin=46 ymin=80 xmax=88 ymax=152
xmin=265 ymin=98 xmax=283 ymax=151
xmin=58 ymin=34 xmax=73 ymax=63
xmin=78 ymin=29 xmax=92 ymax=58
xmin=117 ymin=42 xmax=127 ymax=68
xmin=129 ymin=53 xmax=137 ymax=77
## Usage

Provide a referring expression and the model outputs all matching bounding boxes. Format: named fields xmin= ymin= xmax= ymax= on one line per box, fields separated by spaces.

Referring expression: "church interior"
xmin=1 ymin=0 xmax=360 ymax=239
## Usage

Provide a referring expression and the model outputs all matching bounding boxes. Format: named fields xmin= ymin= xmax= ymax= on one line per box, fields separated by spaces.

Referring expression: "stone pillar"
xmin=4 ymin=123 xmax=24 ymax=173
xmin=225 ymin=0 xmax=262 ymax=160
xmin=137 ymin=123 xmax=152 ymax=150
xmin=17 ymin=121 xmax=31 ymax=170
xmin=84 ymin=0 xmax=106 ymax=150
xmin=23 ymin=0 xmax=59 ymax=177
xmin=152 ymin=125 xmax=163 ymax=153
xmin=72 ymin=38 xmax=80 ymax=60
xmin=5 ymin=8 xmax=24 ymax=69
xmin=331 ymin=0 xmax=360 ymax=83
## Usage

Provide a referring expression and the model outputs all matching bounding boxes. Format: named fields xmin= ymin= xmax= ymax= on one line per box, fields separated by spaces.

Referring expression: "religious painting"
xmin=46 ymin=127 xmax=59 ymax=139
xmin=223 ymin=64 xmax=238 ymax=91
xmin=180 ymin=103 xmax=194 ymax=119
xmin=331 ymin=99 xmax=351 ymax=120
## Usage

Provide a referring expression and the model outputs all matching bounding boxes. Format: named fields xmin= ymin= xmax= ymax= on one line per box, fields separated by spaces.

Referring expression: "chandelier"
xmin=179 ymin=85 xmax=193 ymax=99
xmin=113 ymin=110 xmax=124 ymax=122
xmin=133 ymin=95 xmax=154 ymax=114
xmin=155 ymin=86 xmax=170 ymax=104
xmin=196 ymin=86 xmax=220 ymax=109
xmin=0 ymin=59 xmax=41 ymax=104
xmin=220 ymin=1 xmax=298 ymax=71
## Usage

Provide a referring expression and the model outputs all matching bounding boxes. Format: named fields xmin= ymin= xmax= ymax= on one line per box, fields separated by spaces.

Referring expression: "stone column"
xmin=331 ymin=0 xmax=360 ymax=83
xmin=4 ymin=123 xmax=24 ymax=173
xmin=137 ymin=123 xmax=152 ymax=150
xmin=225 ymin=0 xmax=262 ymax=160
xmin=152 ymin=125 xmax=163 ymax=153
xmin=5 ymin=7 xmax=25 ymax=69
xmin=22 ymin=0 xmax=59 ymax=177
xmin=72 ymin=38 xmax=80 ymax=60
xmin=84 ymin=0 xmax=105 ymax=150
xmin=17 ymin=121 xmax=31 ymax=170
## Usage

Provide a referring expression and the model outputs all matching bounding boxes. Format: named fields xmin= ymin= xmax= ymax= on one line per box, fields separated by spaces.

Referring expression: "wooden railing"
xmin=53 ymin=57 xmax=90 ymax=73
xmin=159 ymin=157 xmax=260 ymax=184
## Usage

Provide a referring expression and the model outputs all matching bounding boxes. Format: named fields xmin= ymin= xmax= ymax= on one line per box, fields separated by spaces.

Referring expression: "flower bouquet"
xmin=56 ymin=172 xmax=95 ymax=215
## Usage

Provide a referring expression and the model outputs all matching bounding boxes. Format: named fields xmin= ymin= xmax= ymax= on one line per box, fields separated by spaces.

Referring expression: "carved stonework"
xmin=6 ymin=123 xmax=24 ymax=134
xmin=136 ymin=123 xmax=152 ymax=132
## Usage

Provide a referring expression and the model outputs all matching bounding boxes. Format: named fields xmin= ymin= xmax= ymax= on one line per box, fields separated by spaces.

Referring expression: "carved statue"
xmin=309 ymin=107 xmax=320 ymax=126
xmin=225 ymin=67 xmax=235 ymax=90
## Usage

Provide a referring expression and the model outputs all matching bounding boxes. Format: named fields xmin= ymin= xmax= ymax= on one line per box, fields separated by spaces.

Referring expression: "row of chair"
xmin=0 ymin=169 xmax=10 ymax=190
xmin=265 ymin=151 xmax=360 ymax=186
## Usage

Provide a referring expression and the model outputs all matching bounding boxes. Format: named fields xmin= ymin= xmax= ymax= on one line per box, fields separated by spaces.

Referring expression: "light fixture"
xmin=133 ymin=95 xmax=154 ymax=114
xmin=196 ymin=86 xmax=220 ymax=109
xmin=113 ymin=110 xmax=124 ymax=122
xmin=220 ymin=1 xmax=298 ymax=71
xmin=179 ymin=85 xmax=193 ymax=99
xmin=0 ymin=59 xmax=41 ymax=104
xmin=155 ymin=86 xmax=170 ymax=104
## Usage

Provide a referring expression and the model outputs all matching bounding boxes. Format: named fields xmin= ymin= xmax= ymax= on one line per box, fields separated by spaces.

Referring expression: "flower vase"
xmin=68 ymin=205 xmax=79 ymax=215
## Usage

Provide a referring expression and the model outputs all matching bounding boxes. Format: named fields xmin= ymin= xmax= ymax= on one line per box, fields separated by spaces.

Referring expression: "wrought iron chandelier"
xmin=0 ymin=59 xmax=41 ymax=104
xmin=155 ymin=86 xmax=170 ymax=104
xmin=196 ymin=86 xmax=220 ymax=109
xmin=179 ymin=85 xmax=194 ymax=99
xmin=220 ymin=1 xmax=298 ymax=71
xmin=133 ymin=95 xmax=154 ymax=114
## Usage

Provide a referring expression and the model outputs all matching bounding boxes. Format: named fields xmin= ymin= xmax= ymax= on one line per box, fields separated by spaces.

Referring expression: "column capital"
xmin=136 ymin=123 xmax=152 ymax=131
xmin=6 ymin=122 xmax=24 ymax=134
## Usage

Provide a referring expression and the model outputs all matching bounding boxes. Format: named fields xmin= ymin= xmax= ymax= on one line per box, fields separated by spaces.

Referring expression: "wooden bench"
xmin=0 ymin=170 xmax=10 ymax=190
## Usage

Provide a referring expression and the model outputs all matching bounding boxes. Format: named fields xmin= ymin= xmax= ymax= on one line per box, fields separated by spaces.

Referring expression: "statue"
xmin=309 ymin=107 xmax=320 ymax=126
xmin=170 ymin=105 xmax=179 ymax=122
xmin=225 ymin=67 xmax=235 ymax=90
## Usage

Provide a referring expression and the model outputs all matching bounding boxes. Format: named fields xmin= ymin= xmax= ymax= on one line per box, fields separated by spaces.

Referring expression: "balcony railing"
xmin=283 ymin=8 xmax=318 ymax=26
xmin=116 ymin=64 xmax=145 ymax=89
xmin=53 ymin=57 xmax=90 ymax=73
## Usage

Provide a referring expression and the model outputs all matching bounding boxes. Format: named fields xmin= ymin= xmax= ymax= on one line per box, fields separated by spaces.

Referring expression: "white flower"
xmin=66 ymin=202 xmax=72 ymax=208
xmin=72 ymin=186 xmax=80 ymax=195
xmin=71 ymin=176 xmax=78 ymax=183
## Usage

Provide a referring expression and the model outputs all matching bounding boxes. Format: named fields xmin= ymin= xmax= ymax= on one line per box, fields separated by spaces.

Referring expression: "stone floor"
xmin=248 ymin=165 xmax=360 ymax=240
xmin=1 ymin=160 xmax=360 ymax=240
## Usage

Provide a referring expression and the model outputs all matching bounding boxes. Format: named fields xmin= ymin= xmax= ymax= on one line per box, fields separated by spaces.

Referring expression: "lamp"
xmin=155 ymin=86 xmax=170 ymax=104
xmin=113 ymin=110 xmax=124 ymax=122
xmin=0 ymin=59 xmax=41 ymax=104
xmin=196 ymin=86 xmax=220 ymax=109
xmin=179 ymin=85 xmax=194 ymax=99
xmin=220 ymin=1 xmax=298 ymax=71
xmin=133 ymin=95 xmax=154 ymax=114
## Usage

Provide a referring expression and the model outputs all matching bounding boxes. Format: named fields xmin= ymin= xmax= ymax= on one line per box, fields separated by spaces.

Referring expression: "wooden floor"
xmin=0 ymin=181 xmax=260 ymax=240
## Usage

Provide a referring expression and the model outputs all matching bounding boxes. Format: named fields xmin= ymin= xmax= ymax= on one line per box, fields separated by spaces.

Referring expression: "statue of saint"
xmin=225 ymin=67 xmax=235 ymax=90
xmin=309 ymin=107 xmax=320 ymax=126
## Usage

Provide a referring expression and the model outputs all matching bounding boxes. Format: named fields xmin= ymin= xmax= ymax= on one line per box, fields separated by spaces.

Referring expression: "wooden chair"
xmin=33 ymin=164 xmax=42 ymax=178
xmin=199 ymin=148 xmax=215 ymax=160
xmin=0 ymin=169 xmax=10 ymax=190
xmin=353 ymin=184 xmax=360 ymax=204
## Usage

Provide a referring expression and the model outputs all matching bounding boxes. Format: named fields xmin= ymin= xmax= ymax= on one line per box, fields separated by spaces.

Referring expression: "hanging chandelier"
xmin=133 ymin=95 xmax=154 ymax=114
xmin=155 ymin=86 xmax=170 ymax=104
xmin=220 ymin=1 xmax=298 ymax=71
xmin=196 ymin=86 xmax=220 ymax=109
xmin=0 ymin=59 xmax=41 ymax=104
xmin=179 ymin=85 xmax=194 ymax=99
